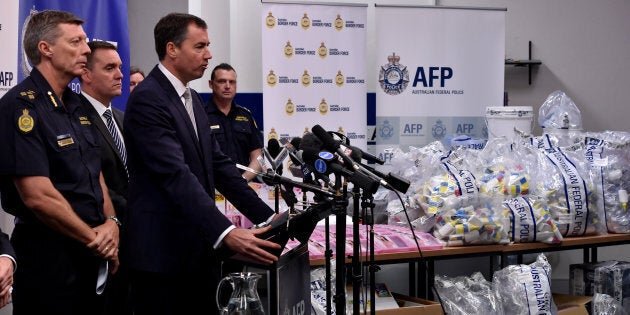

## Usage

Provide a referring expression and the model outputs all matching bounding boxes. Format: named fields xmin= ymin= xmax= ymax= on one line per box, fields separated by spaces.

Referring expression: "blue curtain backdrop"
xmin=18 ymin=0 xmax=131 ymax=110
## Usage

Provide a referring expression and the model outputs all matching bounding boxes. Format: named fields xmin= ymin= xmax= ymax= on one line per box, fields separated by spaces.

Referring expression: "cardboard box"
xmin=554 ymin=294 xmax=592 ymax=315
xmin=376 ymin=293 xmax=444 ymax=315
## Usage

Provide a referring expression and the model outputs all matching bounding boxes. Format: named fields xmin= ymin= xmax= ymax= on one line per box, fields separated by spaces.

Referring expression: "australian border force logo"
xmin=378 ymin=53 xmax=409 ymax=96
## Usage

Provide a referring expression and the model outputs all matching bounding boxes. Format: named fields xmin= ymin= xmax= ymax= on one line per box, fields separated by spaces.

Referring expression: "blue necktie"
xmin=103 ymin=109 xmax=128 ymax=170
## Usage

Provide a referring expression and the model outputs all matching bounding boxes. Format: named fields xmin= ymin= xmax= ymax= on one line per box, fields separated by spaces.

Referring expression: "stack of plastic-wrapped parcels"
xmin=384 ymin=90 xmax=630 ymax=247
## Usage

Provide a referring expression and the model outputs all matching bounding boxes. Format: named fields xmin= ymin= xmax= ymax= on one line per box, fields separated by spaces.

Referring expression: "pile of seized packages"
xmin=384 ymin=90 xmax=630 ymax=246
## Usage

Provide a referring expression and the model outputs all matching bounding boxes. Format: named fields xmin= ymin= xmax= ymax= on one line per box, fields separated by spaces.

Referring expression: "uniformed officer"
xmin=0 ymin=10 xmax=119 ymax=315
xmin=206 ymin=63 xmax=264 ymax=181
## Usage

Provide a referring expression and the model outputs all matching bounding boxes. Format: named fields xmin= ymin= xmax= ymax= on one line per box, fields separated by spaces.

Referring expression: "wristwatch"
xmin=106 ymin=215 xmax=122 ymax=227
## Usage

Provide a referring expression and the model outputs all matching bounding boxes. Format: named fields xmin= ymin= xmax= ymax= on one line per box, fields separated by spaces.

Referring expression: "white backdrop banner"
xmin=0 ymin=0 xmax=19 ymax=98
xmin=261 ymin=2 xmax=367 ymax=148
xmin=374 ymin=5 xmax=505 ymax=165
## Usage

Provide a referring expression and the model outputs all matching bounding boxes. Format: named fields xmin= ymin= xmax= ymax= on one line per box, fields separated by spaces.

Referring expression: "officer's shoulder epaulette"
xmin=235 ymin=105 xmax=252 ymax=114
xmin=16 ymin=89 xmax=39 ymax=104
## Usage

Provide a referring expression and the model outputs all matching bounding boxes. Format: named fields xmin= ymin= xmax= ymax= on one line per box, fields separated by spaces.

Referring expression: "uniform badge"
xmin=18 ymin=108 xmax=34 ymax=133
xmin=47 ymin=91 xmax=59 ymax=107
xmin=210 ymin=125 xmax=220 ymax=130
xmin=56 ymin=134 xmax=75 ymax=147
xmin=19 ymin=90 xmax=36 ymax=100
xmin=235 ymin=116 xmax=249 ymax=122
xmin=79 ymin=116 xmax=92 ymax=125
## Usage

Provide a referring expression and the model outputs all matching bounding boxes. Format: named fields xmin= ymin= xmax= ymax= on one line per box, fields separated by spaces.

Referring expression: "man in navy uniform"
xmin=122 ymin=13 xmax=280 ymax=315
xmin=0 ymin=10 xmax=119 ymax=315
xmin=206 ymin=63 xmax=263 ymax=181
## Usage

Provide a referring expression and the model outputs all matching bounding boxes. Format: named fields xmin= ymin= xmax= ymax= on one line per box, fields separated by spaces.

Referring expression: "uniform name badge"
xmin=56 ymin=134 xmax=75 ymax=147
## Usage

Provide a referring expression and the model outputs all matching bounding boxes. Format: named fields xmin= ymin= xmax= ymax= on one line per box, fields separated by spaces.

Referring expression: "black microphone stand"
xmin=327 ymin=173 xmax=348 ymax=315
xmin=351 ymin=184 xmax=362 ymax=315
xmin=361 ymin=191 xmax=378 ymax=315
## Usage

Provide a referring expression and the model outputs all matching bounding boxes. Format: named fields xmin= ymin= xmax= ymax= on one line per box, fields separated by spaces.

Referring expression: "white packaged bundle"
xmin=493 ymin=254 xmax=557 ymax=315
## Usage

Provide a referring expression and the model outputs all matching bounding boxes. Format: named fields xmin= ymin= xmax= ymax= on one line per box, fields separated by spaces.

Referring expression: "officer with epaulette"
xmin=0 ymin=10 xmax=119 ymax=315
xmin=206 ymin=63 xmax=264 ymax=182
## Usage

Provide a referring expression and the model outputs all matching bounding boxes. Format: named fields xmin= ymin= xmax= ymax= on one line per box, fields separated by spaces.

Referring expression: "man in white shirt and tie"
xmin=78 ymin=40 xmax=130 ymax=315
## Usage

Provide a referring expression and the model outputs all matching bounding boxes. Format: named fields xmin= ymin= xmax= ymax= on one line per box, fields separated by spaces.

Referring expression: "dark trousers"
xmin=11 ymin=223 xmax=105 ymax=315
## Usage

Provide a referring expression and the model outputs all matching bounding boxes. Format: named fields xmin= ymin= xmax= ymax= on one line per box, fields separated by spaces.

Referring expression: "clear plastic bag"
xmin=581 ymin=132 xmax=630 ymax=233
xmin=493 ymin=254 xmax=557 ymax=315
xmin=526 ymin=136 xmax=605 ymax=236
xmin=538 ymin=90 xmax=582 ymax=130
xmin=593 ymin=293 xmax=629 ymax=315
xmin=434 ymin=272 xmax=502 ymax=315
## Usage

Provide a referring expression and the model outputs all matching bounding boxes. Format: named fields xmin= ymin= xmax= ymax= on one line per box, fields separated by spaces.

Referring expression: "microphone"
xmin=290 ymin=137 xmax=302 ymax=151
xmin=358 ymin=162 xmax=410 ymax=194
xmin=341 ymin=144 xmax=385 ymax=165
xmin=311 ymin=125 xmax=360 ymax=172
xmin=236 ymin=163 xmax=334 ymax=198
xmin=265 ymin=138 xmax=287 ymax=175
xmin=311 ymin=125 xmax=401 ymax=192
xmin=301 ymin=149 xmax=379 ymax=194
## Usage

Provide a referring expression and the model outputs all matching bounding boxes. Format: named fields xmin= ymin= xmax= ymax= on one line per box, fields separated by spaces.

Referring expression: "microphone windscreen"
xmin=300 ymin=132 xmax=323 ymax=152
xmin=267 ymin=138 xmax=281 ymax=158
xmin=290 ymin=137 xmax=302 ymax=150
xmin=346 ymin=145 xmax=362 ymax=162
xmin=311 ymin=125 xmax=339 ymax=151
xmin=300 ymin=148 xmax=321 ymax=166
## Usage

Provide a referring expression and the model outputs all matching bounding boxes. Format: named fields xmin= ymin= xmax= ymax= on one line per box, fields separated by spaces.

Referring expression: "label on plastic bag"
xmin=518 ymin=265 xmax=553 ymax=315
xmin=443 ymin=162 xmax=478 ymax=198
xmin=505 ymin=197 xmax=536 ymax=242
xmin=543 ymin=147 xmax=589 ymax=237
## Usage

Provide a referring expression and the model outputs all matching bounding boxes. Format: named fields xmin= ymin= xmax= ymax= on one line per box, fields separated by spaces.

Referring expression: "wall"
xmin=0 ymin=3 xmax=626 ymax=314
xmin=130 ymin=0 xmax=630 ymax=135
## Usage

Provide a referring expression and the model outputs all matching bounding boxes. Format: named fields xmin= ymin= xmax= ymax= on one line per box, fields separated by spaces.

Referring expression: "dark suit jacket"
xmin=79 ymin=94 xmax=129 ymax=222
xmin=0 ymin=229 xmax=15 ymax=258
xmin=122 ymin=65 xmax=274 ymax=274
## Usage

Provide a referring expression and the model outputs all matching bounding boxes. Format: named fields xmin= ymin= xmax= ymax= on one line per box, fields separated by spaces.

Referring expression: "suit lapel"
xmin=79 ymin=94 xmax=123 ymax=162
xmin=151 ymin=67 xmax=203 ymax=157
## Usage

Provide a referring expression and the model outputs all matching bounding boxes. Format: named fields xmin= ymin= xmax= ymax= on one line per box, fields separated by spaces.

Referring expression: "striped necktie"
xmin=103 ymin=109 xmax=128 ymax=169
xmin=182 ymin=88 xmax=198 ymax=136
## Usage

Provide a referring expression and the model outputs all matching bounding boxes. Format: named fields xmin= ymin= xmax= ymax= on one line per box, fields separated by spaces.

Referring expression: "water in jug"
xmin=216 ymin=272 xmax=265 ymax=315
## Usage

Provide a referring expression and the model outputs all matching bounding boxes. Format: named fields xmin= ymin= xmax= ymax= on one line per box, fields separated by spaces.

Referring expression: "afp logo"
xmin=0 ymin=71 xmax=14 ymax=87
xmin=378 ymin=53 xmax=409 ymax=96
xmin=379 ymin=120 xmax=394 ymax=140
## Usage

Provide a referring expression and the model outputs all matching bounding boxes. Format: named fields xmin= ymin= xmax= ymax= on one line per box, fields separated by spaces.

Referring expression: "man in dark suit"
xmin=122 ymin=13 xmax=280 ymax=315
xmin=78 ymin=40 xmax=130 ymax=315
